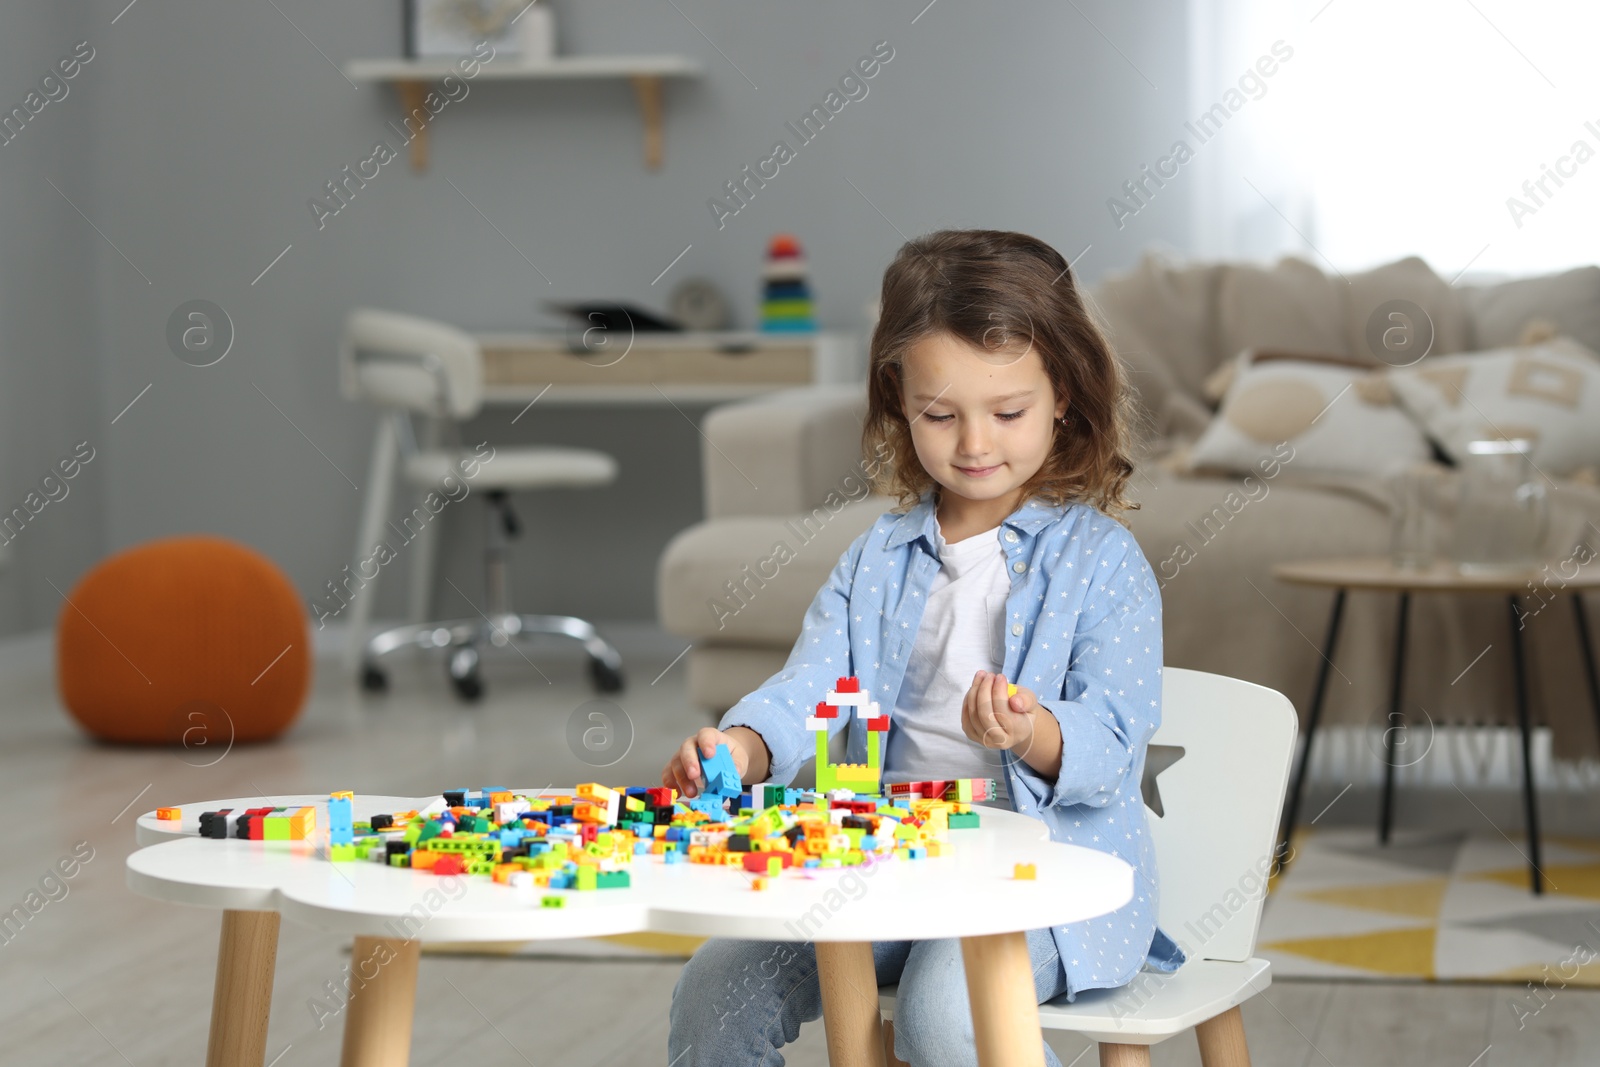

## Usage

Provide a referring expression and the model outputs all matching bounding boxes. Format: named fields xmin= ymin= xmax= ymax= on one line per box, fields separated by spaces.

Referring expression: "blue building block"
xmin=687 ymin=794 xmax=728 ymax=819
xmin=699 ymin=743 xmax=742 ymax=798
xmin=328 ymin=794 xmax=353 ymax=847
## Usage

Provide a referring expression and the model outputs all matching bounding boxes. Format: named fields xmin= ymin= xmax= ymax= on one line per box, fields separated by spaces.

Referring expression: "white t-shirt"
xmin=881 ymin=522 xmax=1012 ymax=805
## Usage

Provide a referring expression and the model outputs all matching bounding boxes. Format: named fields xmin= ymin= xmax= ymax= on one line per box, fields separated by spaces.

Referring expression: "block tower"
xmin=807 ymin=676 xmax=889 ymax=794
xmin=328 ymin=791 xmax=356 ymax=862
xmin=760 ymin=233 xmax=815 ymax=333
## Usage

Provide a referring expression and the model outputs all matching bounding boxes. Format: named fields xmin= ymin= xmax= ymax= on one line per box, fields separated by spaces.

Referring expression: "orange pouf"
xmin=56 ymin=536 xmax=311 ymax=745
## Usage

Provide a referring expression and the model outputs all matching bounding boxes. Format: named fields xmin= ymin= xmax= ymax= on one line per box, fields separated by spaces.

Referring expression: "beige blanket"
xmin=1126 ymin=449 xmax=1600 ymax=761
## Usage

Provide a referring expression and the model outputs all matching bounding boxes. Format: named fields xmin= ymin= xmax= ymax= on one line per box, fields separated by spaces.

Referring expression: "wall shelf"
xmin=343 ymin=56 xmax=703 ymax=171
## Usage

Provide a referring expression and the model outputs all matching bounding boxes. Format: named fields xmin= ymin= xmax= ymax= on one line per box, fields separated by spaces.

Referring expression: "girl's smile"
xmin=899 ymin=330 xmax=1067 ymax=537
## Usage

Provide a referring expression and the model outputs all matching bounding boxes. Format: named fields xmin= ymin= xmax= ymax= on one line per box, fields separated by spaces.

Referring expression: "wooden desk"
xmin=473 ymin=330 xmax=861 ymax=405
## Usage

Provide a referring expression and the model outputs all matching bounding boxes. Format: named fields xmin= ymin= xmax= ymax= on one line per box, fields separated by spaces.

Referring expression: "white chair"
xmin=339 ymin=308 xmax=625 ymax=700
xmin=878 ymin=667 xmax=1298 ymax=1067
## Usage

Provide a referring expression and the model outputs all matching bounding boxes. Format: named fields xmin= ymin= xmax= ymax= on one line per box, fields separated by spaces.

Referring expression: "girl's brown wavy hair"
xmin=862 ymin=229 xmax=1139 ymax=520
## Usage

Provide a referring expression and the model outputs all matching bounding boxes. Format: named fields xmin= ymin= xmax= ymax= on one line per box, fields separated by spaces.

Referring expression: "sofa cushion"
xmin=1465 ymin=265 xmax=1600 ymax=355
xmin=701 ymin=384 xmax=870 ymax=520
xmin=1217 ymin=256 xmax=1347 ymax=363
xmin=1387 ymin=337 xmax=1600 ymax=475
xmin=1343 ymin=255 xmax=1472 ymax=363
xmin=1187 ymin=354 xmax=1431 ymax=478
xmin=657 ymin=494 xmax=889 ymax=643
xmin=1090 ymin=249 xmax=1224 ymax=403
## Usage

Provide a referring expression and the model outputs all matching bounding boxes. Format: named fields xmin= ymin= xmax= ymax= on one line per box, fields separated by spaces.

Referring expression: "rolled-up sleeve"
xmin=716 ymin=529 xmax=867 ymax=786
xmin=1011 ymin=533 xmax=1163 ymax=810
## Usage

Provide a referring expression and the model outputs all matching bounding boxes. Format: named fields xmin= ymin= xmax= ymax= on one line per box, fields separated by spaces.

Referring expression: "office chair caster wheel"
xmin=448 ymin=646 xmax=484 ymax=703
xmin=360 ymin=665 xmax=388 ymax=693
xmin=589 ymin=658 xmax=624 ymax=693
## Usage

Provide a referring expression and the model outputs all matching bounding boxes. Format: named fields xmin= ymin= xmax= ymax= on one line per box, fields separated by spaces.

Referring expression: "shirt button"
xmin=1012 ymin=561 xmax=1026 ymax=573
xmin=1005 ymin=531 xmax=1018 ymax=543
xmin=1012 ymin=623 xmax=1023 ymax=636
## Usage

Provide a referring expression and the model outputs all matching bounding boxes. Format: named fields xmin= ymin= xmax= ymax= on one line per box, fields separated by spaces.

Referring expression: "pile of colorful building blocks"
xmin=185 ymin=678 xmax=996 ymax=899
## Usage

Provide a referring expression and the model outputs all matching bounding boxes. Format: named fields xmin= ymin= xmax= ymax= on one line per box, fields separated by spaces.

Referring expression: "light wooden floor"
xmin=2 ymin=624 xmax=1597 ymax=1066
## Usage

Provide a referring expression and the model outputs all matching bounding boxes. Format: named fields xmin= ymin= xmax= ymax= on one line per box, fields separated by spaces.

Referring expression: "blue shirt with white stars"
xmin=718 ymin=487 xmax=1187 ymax=1000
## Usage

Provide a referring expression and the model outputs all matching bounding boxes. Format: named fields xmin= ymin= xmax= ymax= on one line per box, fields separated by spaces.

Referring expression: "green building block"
xmin=541 ymin=895 xmax=566 ymax=908
xmin=948 ymin=812 xmax=981 ymax=829
xmin=596 ymin=870 xmax=631 ymax=889
xmin=329 ymin=844 xmax=358 ymax=862
xmin=575 ymin=866 xmax=597 ymax=891
xmin=264 ymin=816 xmax=290 ymax=841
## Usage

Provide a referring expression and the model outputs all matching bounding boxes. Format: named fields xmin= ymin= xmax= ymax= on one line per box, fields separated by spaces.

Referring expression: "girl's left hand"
xmin=962 ymin=670 xmax=1038 ymax=755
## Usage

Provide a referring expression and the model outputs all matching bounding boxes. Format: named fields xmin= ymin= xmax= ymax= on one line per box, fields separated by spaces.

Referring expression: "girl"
xmin=662 ymin=229 xmax=1185 ymax=1067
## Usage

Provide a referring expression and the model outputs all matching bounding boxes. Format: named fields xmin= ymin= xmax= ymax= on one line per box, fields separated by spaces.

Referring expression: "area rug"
xmin=1259 ymin=828 xmax=1600 ymax=984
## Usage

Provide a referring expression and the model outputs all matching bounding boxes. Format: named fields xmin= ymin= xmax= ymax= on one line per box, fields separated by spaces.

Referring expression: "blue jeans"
xmin=667 ymin=929 xmax=1068 ymax=1067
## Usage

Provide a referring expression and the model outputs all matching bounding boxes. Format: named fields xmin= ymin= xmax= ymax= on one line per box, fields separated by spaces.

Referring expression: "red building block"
xmin=433 ymin=855 xmax=466 ymax=876
xmin=814 ymin=702 xmax=839 ymax=718
xmin=741 ymin=851 xmax=793 ymax=873
xmin=865 ymin=716 xmax=890 ymax=732
xmin=836 ymin=677 xmax=860 ymax=693
xmin=833 ymin=800 xmax=877 ymax=814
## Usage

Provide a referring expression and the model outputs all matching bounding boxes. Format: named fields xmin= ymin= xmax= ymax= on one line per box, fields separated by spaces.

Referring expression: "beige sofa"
xmin=657 ymin=254 xmax=1600 ymax=760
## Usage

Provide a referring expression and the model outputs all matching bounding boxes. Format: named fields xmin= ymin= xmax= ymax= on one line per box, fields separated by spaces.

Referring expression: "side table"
xmin=1271 ymin=556 xmax=1600 ymax=895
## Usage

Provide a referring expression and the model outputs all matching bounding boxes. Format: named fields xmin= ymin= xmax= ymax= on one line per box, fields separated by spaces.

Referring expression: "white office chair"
xmin=878 ymin=667 xmax=1298 ymax=1067
xmin=339 ymin=308 xmax=625 ymax=701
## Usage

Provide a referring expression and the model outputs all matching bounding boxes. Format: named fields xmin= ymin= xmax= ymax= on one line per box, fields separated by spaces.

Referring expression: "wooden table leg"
xmin=961 ymin=931 xmax=1044 ymax=1067
xmin=1099 ymin=1044 xmax=1152 ymax=1066
xmin=339 ymin=937 xmax=421 ymax=1067
xmin=815 ymin=941 xmax=887 ymax=1067
xmin=206 ymin=909 xmax=280 ymax=1067
xmin=1194 ymin=1004 xmax=1252 ymax=1066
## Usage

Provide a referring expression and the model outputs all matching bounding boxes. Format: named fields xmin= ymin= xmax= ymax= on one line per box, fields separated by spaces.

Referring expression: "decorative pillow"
xmin=1187 ymin=355 xmax=1432 ymax=478
xmin=1386 ymin=337 xmax=1600 ymax=474
xmin=1200 ymin=348 xmax=1369 ymax=408
xmin=1343 ymin=255 xmax=1471 ymax=363
xmin=1215 ymin=257 xmax=1347 ymax=368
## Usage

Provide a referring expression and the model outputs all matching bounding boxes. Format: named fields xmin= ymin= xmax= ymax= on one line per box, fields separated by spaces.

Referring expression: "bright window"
xmin=1191 ymin=0 xmax=1600 ymax=276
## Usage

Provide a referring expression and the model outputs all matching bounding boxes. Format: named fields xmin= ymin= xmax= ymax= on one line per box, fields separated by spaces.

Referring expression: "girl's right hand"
xmin=664 ymin=727 xmax=749 ymax=799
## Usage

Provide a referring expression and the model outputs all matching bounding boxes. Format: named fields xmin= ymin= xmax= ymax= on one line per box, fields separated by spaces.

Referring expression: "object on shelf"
xmin=760 ymin=233 xmax=816 ymax=333
xmin=516 ymin=1 xmax=556 ymax=62
xmin=543 ymin=300 xmax=683 ymax=336
xmin=406 ymin=0 xmax=528 ymax=59
xmin=670 ymin=278 xmax=731 ymax=331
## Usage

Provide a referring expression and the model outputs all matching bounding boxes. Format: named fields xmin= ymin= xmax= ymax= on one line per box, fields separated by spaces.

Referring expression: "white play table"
xmin=128 ymin=792 xmax=1133 ymax=1067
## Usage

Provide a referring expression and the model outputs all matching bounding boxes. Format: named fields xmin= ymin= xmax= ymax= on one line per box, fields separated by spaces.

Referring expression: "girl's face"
xmin=897 ymin=330 xmax=1067 ymax=519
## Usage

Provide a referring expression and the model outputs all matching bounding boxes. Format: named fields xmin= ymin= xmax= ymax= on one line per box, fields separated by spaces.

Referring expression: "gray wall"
xmin=2 ymin=0 xmax=1194 ymax=635
xmin=0 ymin=6 xmax=107 ymax=636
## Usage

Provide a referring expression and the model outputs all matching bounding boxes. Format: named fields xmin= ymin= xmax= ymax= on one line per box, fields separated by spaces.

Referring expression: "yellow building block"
xmin=1013 ymin=863 xmax=1036 ymax=880
xmin=156 ymin=807 xmax=181 ymax=821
